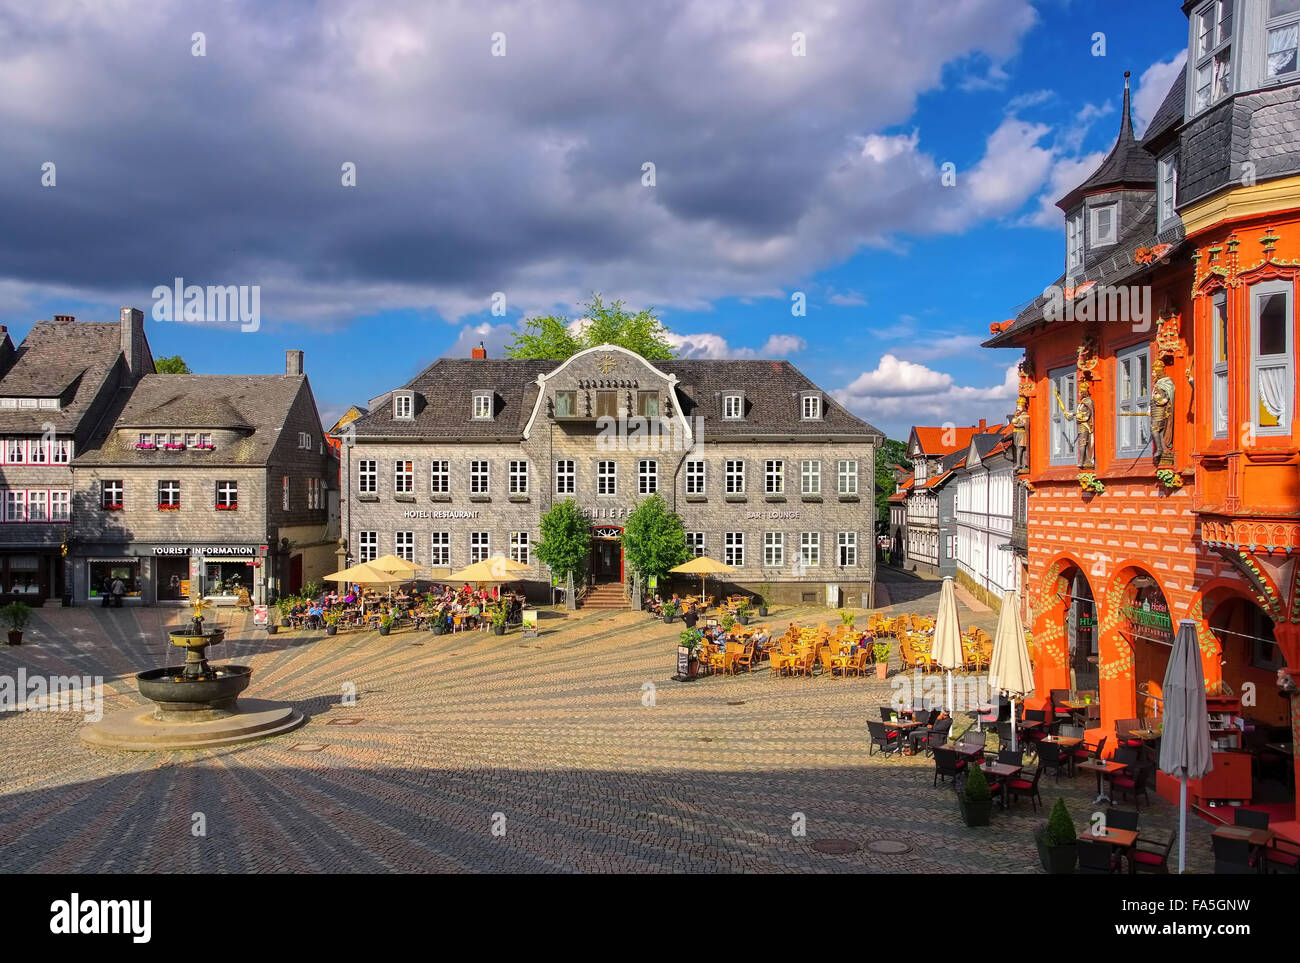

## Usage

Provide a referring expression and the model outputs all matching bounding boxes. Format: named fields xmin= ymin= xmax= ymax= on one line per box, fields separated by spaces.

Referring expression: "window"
xmin=393 ymin=393 xmax=413 ymax=419
xmin=216 ymin=481 xmax=238 ymax=510
xmin=184 ymin=432 xmax=197 ymax=448
xmin=1066 ymin=211 xmax=1084 ymax=271
xmin=1251 ymin=280 xmax=1293 ymax=434
xmin=1116 ymin=343 xmax=1152 ymax=457
xmin=509 ymin=460 xmax=529 ymax=495
xmin=430 ymin=532 xmax=450 ymax=567
xmin=159 ymin=480 xmax=181 ymax=510
xmin=153 ymin=433 xmax=166 ymax=448
xmin=510 ymin=531 xmax=529 ymax=566
xmin=282 ymin=475 xmax=290 ymax=510
xmin=638 ymin=459 xmax=658 ymax=495
xmin=27 ymin=490 xmax=47 ymax=522
xmin=595 ymin=390 xmax=618 ymax=418
xmin=724 ymin=532 xmax=744 ymax=567
xmin=597 ymin=460 xmax=617 ymax=495
xmin=29 ymin=439 xmax=47 ymax=464
xmin=723 ymin=394 xmax=743 ymax=419
xmin=470 ymin=531 xmax=490 ymax=563
xmin=800 ymin=532 xmax=820 ymax=567
xmin=358 ymin=459 xmax=377 ymax=493
xmin=471 ymin=460 xmax=490 ymax=494
xmin=473 ymin=393 xmax=493 ymax=419
xmin=430 ymin=460 xmax=449 ymax=494
xmin=358 ymin=531 xmax=378 ymax=562
xmin=765 ymin=460 xmax=784 ymax=495
xmin=297 ymin=431 xmax=313 ymax=450
xmin=1157 ymin=152 xmax=1178 ymax=229
xmin=1268 ymin=0 xmax=1300 ymax=80
xmin=637 ymin=391 xmax=660 ymax=418
xmin=725 ymin=459 xmax=745 ymax=494
xmin=101 ymin=480 xmax=124 ymax=510
xmin=764 ymin=532 xmax=784 ymax=567
xmin=50 ymin=439 xmax=72 ymax=464
xmin=554 ymin=390 xmax=576 ymax=418
xmin=4 ymin=489 xmax=24 ymax=522
xmin=395 ymin=531 xmax=415 ymax=562
xmin=1212 ymin=290 xmax=1230 ymax=438
xmin=394 ymin=460 xmax=414 ymax=494
xmin=685 ymin=532 xmax=705 ymax=557
xmin=800 ymin=459 xmax=820 ymax=495
xmin=555 ymin=459 xmax=575 ymax=495
xmin=307 ymin=477 xmax=322 ymax=509
xmin=197 ymin=433 xmax=212 ymax=448
xmin=685 ymin=460 xmax=706 ymax=495
xmin=838 ymin=531 xmax=857 ymax=567
xmin=50 ymin=490 xmax=70 ymax=522
xmin=837 ymin=459 xmax=858 ymax=495
xmin=6 ymin=439 xmax=23 ymax=463
xmin=1049 ymin=366 xmax=1077 ymax=466
xmin=1193 ymin=0 xmax=1233 ymax=111
xmin=1090 ymin=203 xmax=1117 ymax=248
xmin=802 ymin=394 xmax=822 ymax=420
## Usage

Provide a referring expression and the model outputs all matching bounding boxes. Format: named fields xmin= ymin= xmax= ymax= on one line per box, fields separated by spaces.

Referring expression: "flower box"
xmin=192 ymin=445 xmax=215 ymax=450
xmin=163 ymin=444 xmax=185 ymax=450
xmin=215 ymin=504 xmax=238 ymax=511
xmin=158 ymin=504 xmax=180 ymax=511
xmin=102 ymin=503 xmax=124 ymax=511
xmin=134 ymin=444 xmax=156 ymax=450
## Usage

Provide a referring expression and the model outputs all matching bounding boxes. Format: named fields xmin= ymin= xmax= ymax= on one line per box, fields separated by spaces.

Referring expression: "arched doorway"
xmin=589 ymin=525 xmax=624 ymax=583
xmin=1066 ymin=569 xmax=1098 ymax=691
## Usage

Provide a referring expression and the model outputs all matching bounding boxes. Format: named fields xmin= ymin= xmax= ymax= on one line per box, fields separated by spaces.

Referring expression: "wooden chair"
xmin=788 ymin=647 xmax=816 ymax=677
xmin=723 ymin=640 xmax=744 ymax=675
xmin=734 ymin=641 xmax=755 ymax=673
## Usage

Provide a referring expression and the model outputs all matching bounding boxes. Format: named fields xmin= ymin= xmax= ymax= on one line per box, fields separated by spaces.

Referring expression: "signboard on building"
xmin=253 ymin=604 xmax=268 ymax=626
xmin=1123 ymin=577 xmax=1173 ymax=645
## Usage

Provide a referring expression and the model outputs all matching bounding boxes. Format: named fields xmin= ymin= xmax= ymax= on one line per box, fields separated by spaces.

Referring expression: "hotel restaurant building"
xmin=340 ymin=344 xmax=883 ymax=608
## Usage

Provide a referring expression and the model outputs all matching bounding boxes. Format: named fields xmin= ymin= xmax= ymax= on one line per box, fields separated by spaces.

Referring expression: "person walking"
xmin=110 ymin=576 xmax=125 ymax=608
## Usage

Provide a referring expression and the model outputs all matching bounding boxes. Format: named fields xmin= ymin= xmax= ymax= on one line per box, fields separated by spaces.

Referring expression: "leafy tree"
xmin=622 ymin=493 xmax=690 ymax=584
xmin=875 ymin=437 xmax=913 ymax=529
xmin=154 ymin=355 xmax=191 ymax=374
xmin=536 ymin=499 xmax=591 ymax=585
xmin=506 ymin=294 xmax=676 ymax=361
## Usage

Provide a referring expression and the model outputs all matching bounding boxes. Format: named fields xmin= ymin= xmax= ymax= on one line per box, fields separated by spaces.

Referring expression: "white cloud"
xmin=1006 ymin=89 xmax=1055 ymax=112
xmin=668 ymin=331 xmax=807 ymax=359
xmin=443 ymin=321 xmax=518 ymax=359
xmin=1019 ymin=149 xmax=1108 ymax=227
xmin=827 ymin=289 xmax=868 ymax=307
xmin=833 ymin=355 xmax=1019 ymax=436
xmin=1133 ymin=52 xmax=1187 ymax=138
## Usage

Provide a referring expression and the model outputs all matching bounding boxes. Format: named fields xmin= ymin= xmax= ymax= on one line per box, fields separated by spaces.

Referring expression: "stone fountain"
xmin=82 ymin=598 xmax=305 ymax=750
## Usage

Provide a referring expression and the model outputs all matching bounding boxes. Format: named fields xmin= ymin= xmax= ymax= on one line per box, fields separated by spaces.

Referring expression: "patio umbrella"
xmin=369 ymin=554 xmax=430 ymax=579
xmin=1159 ymin=618 xmax=1214 ymax=875
xmin=450 ymin=556 xmax=531 ymax=586
xmin=989 ymin=590 xmax=1033 ymax=751
xmin=931 ymin=577 xmax=964 ymax=714
xmin=322 ymin=561 xmax=405 ymax=586
xmin=669 ymin=555 xmax=736 ymax=602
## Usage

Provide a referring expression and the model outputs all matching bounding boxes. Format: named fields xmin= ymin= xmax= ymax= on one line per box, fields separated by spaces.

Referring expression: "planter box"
xmin=959 ymin=795 xmax=993 ymax=827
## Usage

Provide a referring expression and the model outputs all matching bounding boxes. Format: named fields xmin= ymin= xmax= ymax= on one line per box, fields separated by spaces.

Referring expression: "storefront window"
xmin=204 ymin=561 xmax=254 ymax=599
xmin=89 ymin=560 xmax=142 ymax=598
xmin=7 ymin=555 xmax=40 ymax=595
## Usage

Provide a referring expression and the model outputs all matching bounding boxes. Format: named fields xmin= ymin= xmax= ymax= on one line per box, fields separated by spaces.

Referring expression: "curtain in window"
xmin=1269 ymin=24 xmax=1299 ymax=76
xmin=1259 ymin=366 xmax=1287 ymax=426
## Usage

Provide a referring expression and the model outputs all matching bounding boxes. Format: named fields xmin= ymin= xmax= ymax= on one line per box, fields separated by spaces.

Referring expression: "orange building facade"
xmin=986 ymin=10 xmax=1300 ymax=822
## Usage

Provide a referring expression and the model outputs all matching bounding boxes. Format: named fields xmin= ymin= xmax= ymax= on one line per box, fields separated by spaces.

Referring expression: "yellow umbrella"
xmin=322 ymin=562 xmax=405 ymax=586
xmin=669 ymin=555 xmax=736 ymax=601
xmin=449 ymin=555 xmax=531 ymax=585
xmin=370 ymin=554 xmax=431 ymax=579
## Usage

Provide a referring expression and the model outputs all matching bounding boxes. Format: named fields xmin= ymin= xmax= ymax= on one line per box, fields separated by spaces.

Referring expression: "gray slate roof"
xmin=0 ymin=321 xmax=125 ymax=433
xmin=1058 ymin=77 xmax=1155 ymax=210
xmin=1140 ymin=69 xmax=1186 ymax=154
xmin=348 ymin=354 xmax=882 ymax=441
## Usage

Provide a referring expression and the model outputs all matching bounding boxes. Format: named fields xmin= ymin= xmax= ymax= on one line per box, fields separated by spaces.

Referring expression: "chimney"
xmin=471 ymin=341 xmax=487 ymax=360
xmin=978 ymin=418 xmax=987 ymax=431
xmin=286 ymin=349 xmax=304 ymax=376
xmin=52 ymin=314 xmax=75 ymax=324
xmin=120 ymin=307 xmax=145 ymax=383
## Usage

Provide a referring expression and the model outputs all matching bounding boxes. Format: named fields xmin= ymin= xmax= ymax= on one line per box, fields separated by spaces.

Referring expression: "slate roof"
xmin=348 ymin=354 xmax=883 ymax=441
xmin=1058 ymin=75 xmax=1156 ymax=211
xmin=0 ymin=321 xmax=127 ymax=433
xmin=75 ymin=374 xmax=308 ymax=467
xmin=1140 ymin=69 xmax=1186 ymax=155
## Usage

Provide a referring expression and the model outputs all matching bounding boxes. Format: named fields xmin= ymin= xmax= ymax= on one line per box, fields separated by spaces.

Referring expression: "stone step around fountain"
xmin=80 ymin=698 xmax=306 ymax=751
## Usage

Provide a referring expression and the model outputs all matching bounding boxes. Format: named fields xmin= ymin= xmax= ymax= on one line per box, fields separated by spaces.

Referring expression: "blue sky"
xmin=0 ymin=0 xmax=1192 ymax=439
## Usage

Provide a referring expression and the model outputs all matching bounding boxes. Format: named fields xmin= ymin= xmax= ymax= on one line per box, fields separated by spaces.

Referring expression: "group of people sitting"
xmin=284 ymin=583 xmax=525 ymax=632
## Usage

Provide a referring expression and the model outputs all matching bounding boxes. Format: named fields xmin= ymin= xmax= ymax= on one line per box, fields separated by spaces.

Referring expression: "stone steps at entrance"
xmin=580 ymin=584 xmax=629 ymax=610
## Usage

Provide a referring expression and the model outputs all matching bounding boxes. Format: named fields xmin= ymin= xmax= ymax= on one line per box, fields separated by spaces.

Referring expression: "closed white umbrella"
xmin=931 ymin=577 xmax=964 ymax=714
xmin=1159 ymin=618 xmax=1214 ymax=875
xmin=989 ymin=590 xmax=1034 ymax=751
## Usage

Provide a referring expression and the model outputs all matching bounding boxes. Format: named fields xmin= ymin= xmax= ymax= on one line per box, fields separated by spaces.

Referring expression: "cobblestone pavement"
xmin=0 ymin=589 xmax=1212 ymax=873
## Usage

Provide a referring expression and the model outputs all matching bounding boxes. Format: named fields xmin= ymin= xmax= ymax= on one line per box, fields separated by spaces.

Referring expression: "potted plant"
xmin=489 ymin=603 xmax=508 ymax=636
xmin=679 ymin=627 xmax=703 ymax=680
xmin=431 ymin=610 xmax=447 ymax=635
xmin=959 ymin=762 xmax=993 ymax=827
xmin=2 ymin=601 xmax=29 ymax=645
xmin=662 ymin=601 xmax=679 ymax=624
xmin=275 ymin=596 xmax=294 ymax=628
xmin=719 ymin=613 xmax=735 ymax=635
xmin=1035 ymin=798 xmax=1078 ymax=874
xmin=1077 ymin=472 xmax=1105 ymax=495
xmin=839 ymin=609 xmax=856 ymax=630
xmin=872 ymin=641 xmax=891 ymax=679
xmin=736 ymin=600 xmax=752 ymax=625
xmin=1155 ymin=468 xmax=1183 ymax=491
xmin=323 ymin=610 xmax=340 ymax=636
xmin=377 ymin=613 xmax=393 ymax=637
xmin=758 ymin=581 xmax=772 ymax=617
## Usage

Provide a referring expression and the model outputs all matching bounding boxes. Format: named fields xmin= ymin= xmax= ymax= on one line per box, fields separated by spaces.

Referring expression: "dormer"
xmin=1184 ymin=1 xmax=1299 ymax=118
xmin=800 ymin=391 xmax=823 ymax=420
xmin=392 ymin=390 xmax=417 ymax=421
xmin=472 ymin=390 xmax=495 ymax=421
xmin=722 ymin=391 xmax=745 ymax=420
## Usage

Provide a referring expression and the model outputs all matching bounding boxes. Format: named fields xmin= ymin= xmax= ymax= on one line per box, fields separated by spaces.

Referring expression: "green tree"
xmin=875 ymin=438 xmax=913 ymax=530
xmin=506 ymin=294 xmax=676 ymax=361
xmin=154 ymin=355 xmax=191 ymax=374
xmin=536 ymin=499 xmax=592 ymax=585
xmin=622 ymin=493 xmax=690 ymax=584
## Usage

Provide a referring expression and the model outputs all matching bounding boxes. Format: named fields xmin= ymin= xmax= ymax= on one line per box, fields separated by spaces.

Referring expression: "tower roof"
xmin=1057 ymin=72 xmax=1156 ymax=211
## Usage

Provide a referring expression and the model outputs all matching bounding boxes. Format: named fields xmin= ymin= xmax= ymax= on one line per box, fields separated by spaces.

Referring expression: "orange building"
xmin=985 ymin=12 xmax=1300 ymax=823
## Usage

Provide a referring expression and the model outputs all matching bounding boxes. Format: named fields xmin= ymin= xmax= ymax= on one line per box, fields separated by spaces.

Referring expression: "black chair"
xmin=1024 ymin=708 xmax=1046 ymax=723
xmin=867 ymin=720 xmax=900 ymax=757
xmin=1113 ymin=764 xmax=1152 ymax=809
xmin=1007 ymin=766 xmax=1043 ymax=811
xmin=1212 ymin=835 xmax=1262 ymax=874
xmin=1132 ymin=833 xmax=1174 ymax=874
xmin=959 ymin=727 xmax=988 ymax=755
xmin=1113 ymin=747 xmax=1140 ymax=770
xmin=912 ymin=716 xmax=952 ymax=756
xmin=1050 ymin=688 xmax=1072 ymax=720
xmin=1265 ymin=836 xmax=1300 ymax=874
xmin=1234 ymin=809 xmax=1270 ymax=830
xmin=1106 ymin=808 xmax=1140 ymax=832
xmin=1036 ymin=740 xmax=1072 ymax=782
xmin=997 ymin=748 xmax=1024 ymax=767
xmin=1077 ymin=839 xmax=1121 ymax=874
xmin=879 ymin=706 xmax=895 ymax=722
xmin=995 ymin=722 xmax=1015 ymax=751
xmin=932 ymin=746 xmax=967 ymax=787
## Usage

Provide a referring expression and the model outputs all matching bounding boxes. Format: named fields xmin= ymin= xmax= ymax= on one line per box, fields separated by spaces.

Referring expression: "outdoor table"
xmin=1212 ymin=824 xmax=1273 ymax=849
xmin=1079 ymin=826 xmax=1139 ymax=873
xmin=1130 ymin=729 xmax=1161 ymax=741
xmin=1078 ymin=759 xmax=1126 ymax=805
xmin=980 ymin=760 xmax=1021 ymax=809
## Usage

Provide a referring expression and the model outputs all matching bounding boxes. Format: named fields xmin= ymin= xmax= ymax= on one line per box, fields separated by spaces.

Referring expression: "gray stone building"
xmin=340 ymin=344 xmax=883 ymax=609
xmin=70 ymin=349 xmax=337 ymax=605
xmin=0 ymin=309 xmax=153 ymax=603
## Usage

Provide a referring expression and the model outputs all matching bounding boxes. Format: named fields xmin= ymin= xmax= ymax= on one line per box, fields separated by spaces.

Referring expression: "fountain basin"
xmin=167 ymin=628 xmax=225 ymax=649
xmin=137 ymin=664 xmax=251 ymax=720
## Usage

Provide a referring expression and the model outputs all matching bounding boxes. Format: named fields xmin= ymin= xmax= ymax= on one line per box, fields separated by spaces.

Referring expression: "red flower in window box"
xmin=134 ymin=443 xmax=156 ymax=450
xmin=102 ymin=503 xmax=124 ymax=511
xmin=163 ymin=444 xmax=185 ymax=450
xmin=215 ymin=503 xmax=238 ymax=511
xmin=158 ymin=504 xmax=180 ymax=511
xmin=193 ymin=444 xmax=215 ymax=450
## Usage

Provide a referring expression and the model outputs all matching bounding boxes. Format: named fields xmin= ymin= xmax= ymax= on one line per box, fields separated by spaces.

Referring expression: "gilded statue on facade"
xmin=1065 ymin=380 xmax=1095 ymax=469
xmin=1151 ymin=358 xmax=1175 ymax=465
xmin=1011 ymin=395 xmax=1031 ymax=474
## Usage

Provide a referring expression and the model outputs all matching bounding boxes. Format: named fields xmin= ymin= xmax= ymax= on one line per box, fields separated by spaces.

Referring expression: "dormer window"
xmin=1090 ymin=203 xmax=1117 ymax=248
xmin=1193 ymin=0 xmax=1233 ymax=111
xmin=393 ymin=392 xmax=414 ymax=420
xmin=554 ymin=390 xmax=576 ymax=418
xmin=473 ymin=392 xmax=493 ymax=420
xmin=1157 ymin=152 xmax=1178 ymax=230
xmin=1066 ymin=211 xmax=1084 ymax=271
xmin=801 ymin=393 xmax=822 ymax=420
xmin=723 ymin=393 xmax=744 ymax=419
xmin=1268 ymin=1 xmax=1300 ymax=80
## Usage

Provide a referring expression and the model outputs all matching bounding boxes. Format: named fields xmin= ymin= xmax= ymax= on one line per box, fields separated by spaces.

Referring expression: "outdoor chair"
xmin=847 ymin=649 xmax=870 ymax=677
xmin=1265 ymin=836 xmax=1300 ymax=874
xmin=1106 ymin=808 xmax=1140 ymax=832
xmin=867 ymin=720 xmax=901 ymax=758
xmin=1006 ymin=766 xmax=1043 ymax=811
xmin=734 ymin=642 xmax=755 ymax=674
xmin=1115 ymin=718 xmax=1144 ymax=750
xmin=931 ymin=746 xmax=966 ymax=786
xmin=1050 ymin=689 xmax=1072 ymax=719
xmin=998 ymin=748 xmax=1024 ymax=767
xmin=1131 ymin=833 xmax=1174 ymax=874
xmin=1077 ymin=840 xmax=1121 ymax=874
xmin=1036 ymin=740 xmax=1072 ymax=782
xmin=1234 ymin=809 xmax=1270 ymax=830
xmin=995 ymin=722 xmax=1016 ymax=752
xmin=1212 ymin=835 xmax=1262 ymax=874
xmin=1113 ymin=764 xmax=1152 ymax=810
xmin=912 ymin=716 xmax=952 ymax=756
xmin=879 ymin=706 xmax=895 ymax=722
